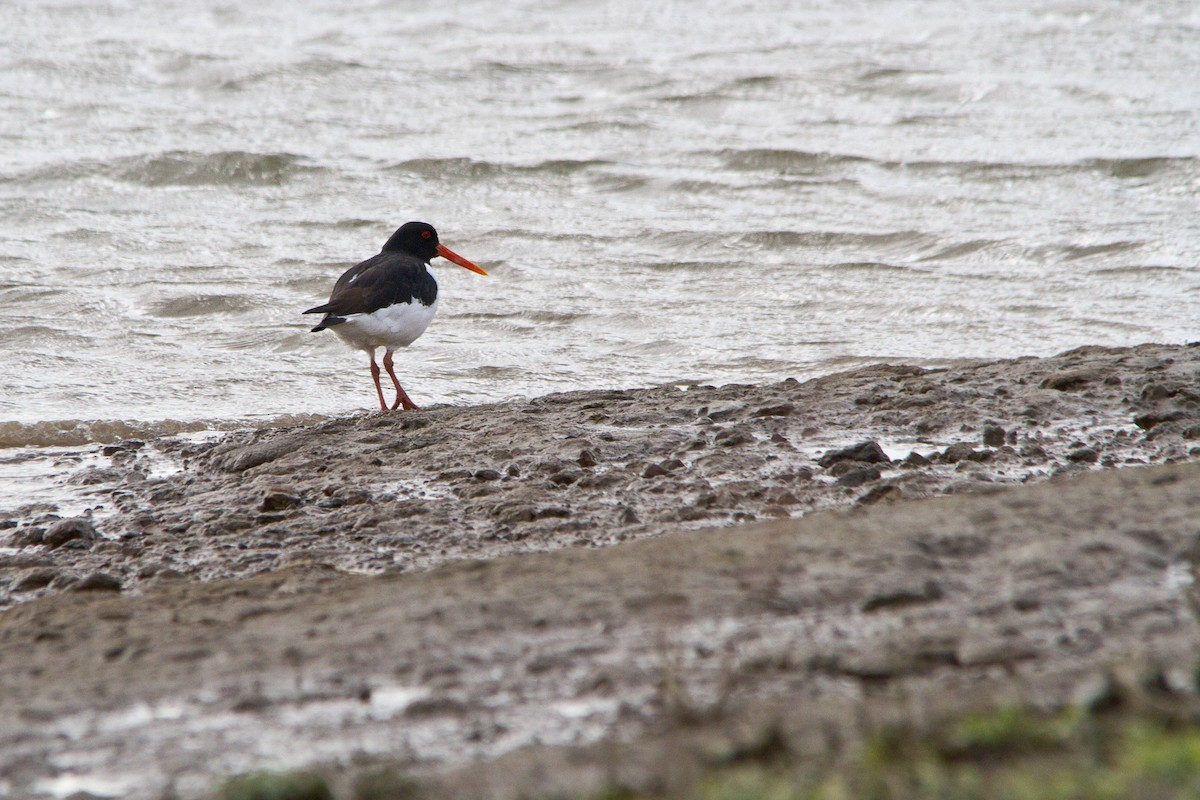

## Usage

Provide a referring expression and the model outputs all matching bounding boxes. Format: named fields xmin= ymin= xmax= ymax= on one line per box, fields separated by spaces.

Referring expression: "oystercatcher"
xmin=303 ymin=221 xmax=488 ymax=411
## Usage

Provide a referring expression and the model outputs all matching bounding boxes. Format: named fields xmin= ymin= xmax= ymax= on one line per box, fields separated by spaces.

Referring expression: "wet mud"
xmin=3 ymin=343 xmax=1200 ymax=798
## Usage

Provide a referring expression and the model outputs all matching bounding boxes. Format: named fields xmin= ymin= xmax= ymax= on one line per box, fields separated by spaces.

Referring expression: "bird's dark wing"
xmin=303 ymin=253 xmax=438 ymax=321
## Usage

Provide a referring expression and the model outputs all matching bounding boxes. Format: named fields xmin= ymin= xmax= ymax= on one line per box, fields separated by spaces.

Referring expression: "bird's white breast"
xmin=331 ymin=296 xmax=439 ymax=352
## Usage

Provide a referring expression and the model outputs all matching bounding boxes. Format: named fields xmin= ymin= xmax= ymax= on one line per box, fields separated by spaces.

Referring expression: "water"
xmin=1 ymin=2 xmax=1198 ymax=444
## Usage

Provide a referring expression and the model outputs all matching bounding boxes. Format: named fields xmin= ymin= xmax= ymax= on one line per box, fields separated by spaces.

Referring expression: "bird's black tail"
xmin=309 ymin=315 xmax=346 ymax=332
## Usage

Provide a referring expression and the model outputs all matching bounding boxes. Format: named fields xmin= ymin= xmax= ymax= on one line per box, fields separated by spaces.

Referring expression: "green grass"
xmin=212 ymin=692 xmax=1200 ymax=800
xmin=594 ymin=705 xmax=1200 ymax=800
xmin=216 ymin=770 xmax=332 ymax=800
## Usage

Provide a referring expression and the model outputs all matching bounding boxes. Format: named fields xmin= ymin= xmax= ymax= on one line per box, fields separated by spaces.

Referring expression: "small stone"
xmin=752 ymin=404 xmax=794 ymax=417
xmin=982 ymin=425 xmax=1006 ymax=447
xmin=828 ymin=460 xmax=869 ymax=477
xmin=660 ymin=458 xmax=685 ymax=472
xmin=904 ymin=451 xmax=931 ymax=466
xmin=496 ymin=505 xmax=536 ymax=525
xmin=714 ymin=428 xmax=753 ymax=447
xmin=548 ymin=471 xmax=580 ymax=485
xmin=473 ymin=469 xmax=503 ymax=481
xmin=940 ymin=442 xmax=978 ymax=464
xmin=619 ymin=506 xmax=639 ymax=524
xmin=1134 ymin=411 xmax=1187 ymax=430
xmin=857 ymin=484 xmax=903 ymax=505
xmin=837 ymin=466 xmax=881 ymax=487
xmin=13 ymin=567 xmax=59 ymax=591
xmin=1141 ymin=383 xmax=1176 ymax=401
xmin=1040 ymin=370 xmax=1103 ymax=391
xmin=73 ymin=572 xmax=122 ymax=592
xmin=577 ymin=449 xmax=597 ymax=467
xmin=642 ymin=463 xmax=669 ymax=479
xmin=9 ymin=527 xmax=45 ymax=547
xmin=861 ymin=579 xmax=944 ymax=612
xmin=818 ymin=441 xmax=889 ymax=468
xmin=44 ymin=517 xmax=97 ymax=550
xmin=1067 ymin=447 xmax=1099 ymax=464
xmin=260 ymin=492 xmax=302 ymax=511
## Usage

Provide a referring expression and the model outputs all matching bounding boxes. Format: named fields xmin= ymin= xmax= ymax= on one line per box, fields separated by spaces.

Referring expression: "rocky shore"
xmin=2 ymin=343 xmax=1200 ymax=798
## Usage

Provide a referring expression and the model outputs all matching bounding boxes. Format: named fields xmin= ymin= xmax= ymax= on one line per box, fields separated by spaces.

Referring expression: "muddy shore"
xmin=3 ymin=343 xmax=1200 ymax=798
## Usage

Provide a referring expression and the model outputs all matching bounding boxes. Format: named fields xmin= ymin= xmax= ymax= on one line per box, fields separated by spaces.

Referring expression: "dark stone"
xmin=548 ymin=471 xmax=580 ymax=485
xmin=707 ymin=405 xmax=743 ymax=421
xmin=857 ymin=484 xmax=903 ymax=505
xmin=904 ymin=451 xmax=931 ymax=466
xmin=769 ymin=489 xmax=801 ymax=505
xmin=44 ymin=517 xmax=97 ymax=550
xmin=641 ymin=463 xmax=669 ymax=479
xmin=660 ymin=458 xmax=685 ymax=472
xmin=714 ymin=428 xmax=753 ymax=447
xmin=837 ymin=466 xmax=881 ymax=487
xmin=260 ymin=492 xmax=302 ymax=511
xmin=818 ymin=440 xmax=889 ymax=468
xmin=1067 ymin=447 xmax=1099 ymax=464
xmin=1141 ymin=383 xmax=1176 ymax=401
xmin=753 ymin=404 xmax=794 ymax=417
xmin=495 ymin=505 xmax=536 ymax=525
xmin=940 ymin=443 xmax=978 ymax=464
xmin=13 ymin=568 xmax=59 ymax=591
xmin=828 ymin=460 xmax=868 ymax=477
xmin=473 ymin=469 xmax=503 ymax=481
xmin=70 ymin=572 xmax=122 ymax=592
xmin=212 ymin=433 xmax=306 ymax=472
xmin=982 ymin=425 xmax=1006 ymax=447
xmin=9 ymin=527 xmax=45 ymax=547
xmin=861 ymin=579 xmax=944 ymax=612
xmin=534 ymin=507 xmax=571 ymax=520
xmin=1134 ymin=411 xmax=1187 ymax=430
xmin=577 ymin=449 xmax=597 ymax=467
xmin=1040 ymin=370 xmax=1104 ymax=391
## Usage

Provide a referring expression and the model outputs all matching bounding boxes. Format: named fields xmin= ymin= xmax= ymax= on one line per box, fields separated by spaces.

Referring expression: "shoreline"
xmin=3 ymin=342 xmax=1200 ymax=798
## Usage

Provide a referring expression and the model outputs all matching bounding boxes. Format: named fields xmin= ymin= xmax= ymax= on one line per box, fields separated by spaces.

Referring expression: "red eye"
xmin=421 ymin=230 xmax=432 ymax=239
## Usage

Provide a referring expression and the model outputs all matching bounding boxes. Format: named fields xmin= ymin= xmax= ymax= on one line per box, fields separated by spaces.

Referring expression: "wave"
xmin=387 ymin=157 xmax=613 ymax=180
xmin=0 ymin=414 xmax=330 ymax=449
xmin=3 ymin=150 xmax=315 ymax=187
xmin=714 ymin=148 xmax=874 ymax=174
xmin=146 ymin=293 xmax=263 ymax=318
xmin=113 ymin=150 xmax=313 ymax=186
xmin=710 ymin=148 xmax=1195 ymax=182
xmin=735 ymin=229 xmax=939 ymax=253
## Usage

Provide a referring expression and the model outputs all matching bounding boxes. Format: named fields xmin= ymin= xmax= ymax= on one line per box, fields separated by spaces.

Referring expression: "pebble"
xmin=260 ymin=492 xmax=302 ymax=511
xmin=837 ymin=466 xmax=881 ymax=487
xmin=819 ymin=440 xmax=889 ymax=467
xmin=13 ymin=568 xmax=60 ymax=592
xmin=982 ymin=424 xmax=1006 ymax=447
xmin=73 ymin=573 xmax=122 ymax=592
xmin=44 ymin=517 xmax=97 ymax=550
xmin=940 ymin=443 xmax=979 ymax=464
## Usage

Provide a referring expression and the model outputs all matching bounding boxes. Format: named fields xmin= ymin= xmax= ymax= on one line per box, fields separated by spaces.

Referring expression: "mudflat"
xmin=2 ymin=343 xmax=1200 ymax=799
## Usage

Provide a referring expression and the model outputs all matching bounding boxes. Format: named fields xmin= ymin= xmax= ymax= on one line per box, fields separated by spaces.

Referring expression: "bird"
xmin=303 ymin=221 xmax=488 ymax=412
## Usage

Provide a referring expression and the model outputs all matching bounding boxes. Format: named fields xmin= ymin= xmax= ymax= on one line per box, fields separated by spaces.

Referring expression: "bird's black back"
xmin=303 ymin=251 xmax=438 ymax=330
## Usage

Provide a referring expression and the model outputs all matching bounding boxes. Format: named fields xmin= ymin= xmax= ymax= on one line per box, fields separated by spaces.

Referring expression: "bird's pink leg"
xmin=383 ymin=350 xmax=420 ymax=411
xmin=368 ymin=350 xmax=388 ymax=412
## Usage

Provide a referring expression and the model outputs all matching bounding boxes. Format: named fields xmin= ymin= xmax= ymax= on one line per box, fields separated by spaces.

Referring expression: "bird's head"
xmin=382 ymin=221 xmax=487 ymax=275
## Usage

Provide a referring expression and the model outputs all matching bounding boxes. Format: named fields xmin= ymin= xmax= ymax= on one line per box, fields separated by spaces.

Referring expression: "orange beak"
xmin=436 ymin=243 xmax=488 ymax=276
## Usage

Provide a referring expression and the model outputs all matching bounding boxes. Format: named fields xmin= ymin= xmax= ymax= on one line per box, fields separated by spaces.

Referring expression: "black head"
xmin=381 ymin=221 xmax=440 ymax=260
